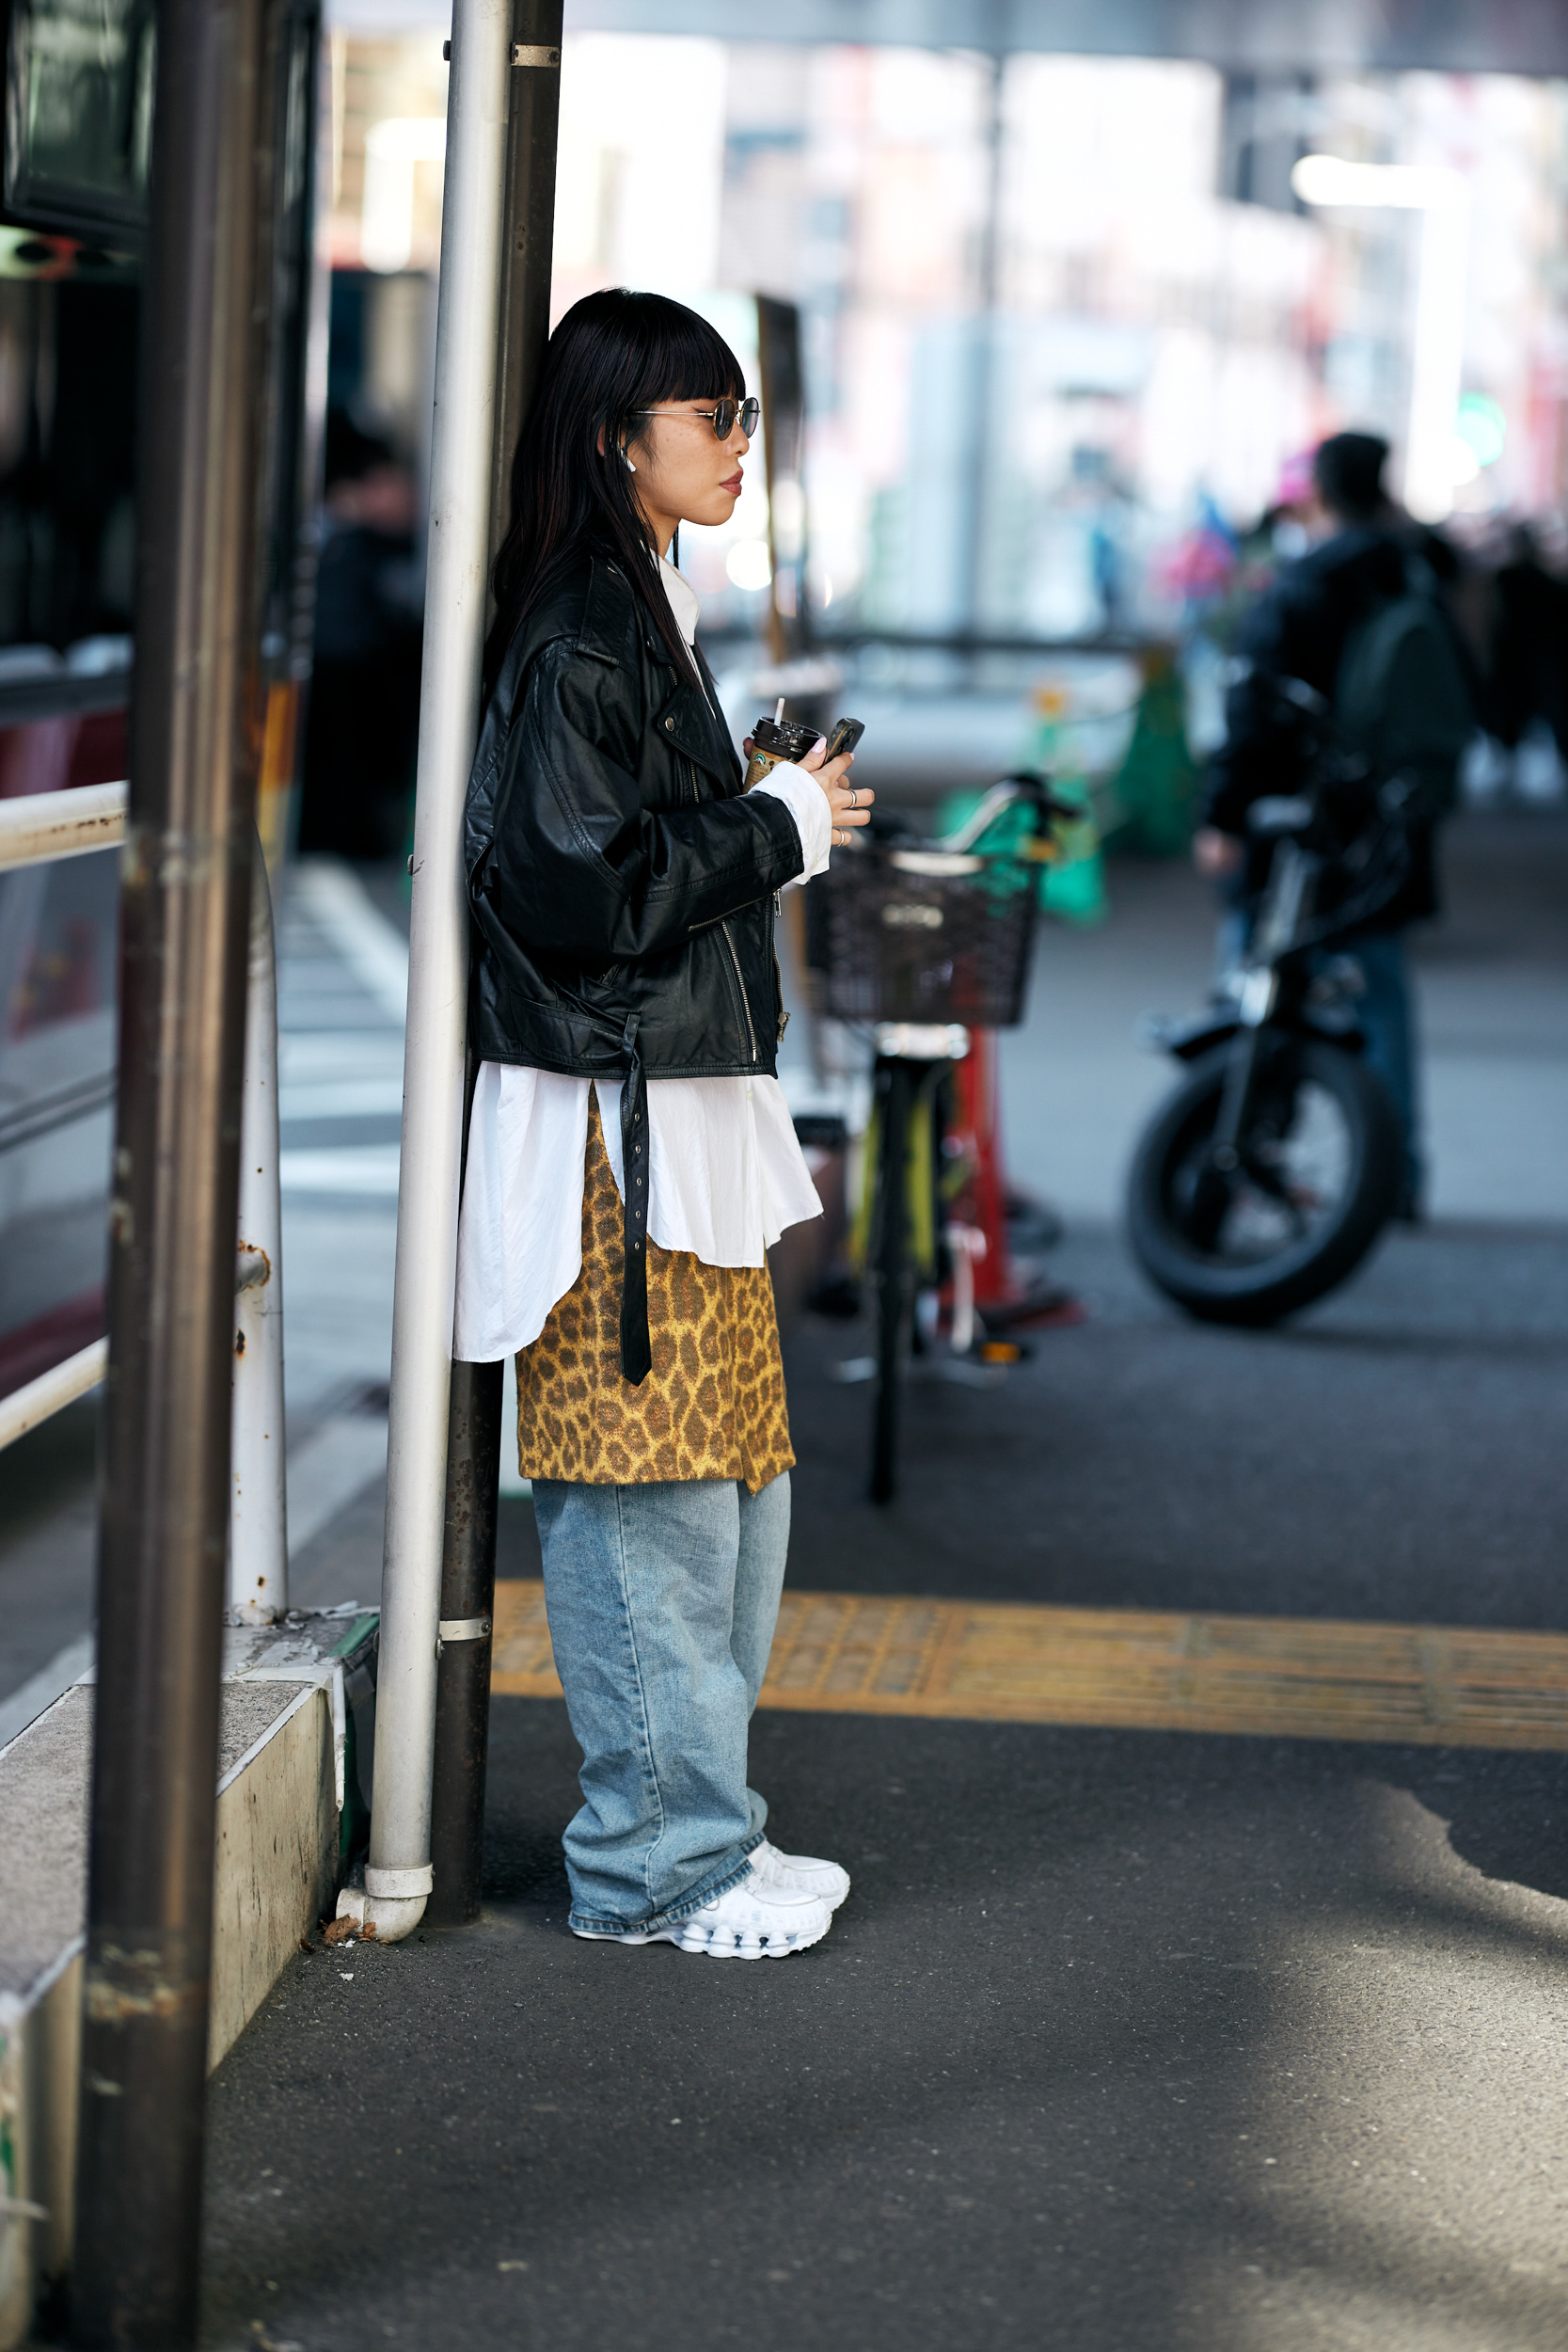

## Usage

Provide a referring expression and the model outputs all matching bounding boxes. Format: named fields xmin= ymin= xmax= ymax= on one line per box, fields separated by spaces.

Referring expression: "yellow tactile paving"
xmin=489 ymin=1582 xmax=1568 ymax=1752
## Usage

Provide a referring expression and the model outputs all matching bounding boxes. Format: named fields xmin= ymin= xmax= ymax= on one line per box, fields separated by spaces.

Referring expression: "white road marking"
xmin=279 ymin=1078 xmax=405 ymax=1120
xmin=280 ymin=1146 xmax=402 ymax=1195
xmin=286 ymin=1415 xmax=389 ymax=1556
xmin=288 ymin=858 xmax=410 ymax=1024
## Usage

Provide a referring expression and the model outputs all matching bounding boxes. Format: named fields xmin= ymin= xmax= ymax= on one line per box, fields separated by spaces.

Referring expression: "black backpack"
xmin=1335 ymin=561 xmax=1474 ymax=810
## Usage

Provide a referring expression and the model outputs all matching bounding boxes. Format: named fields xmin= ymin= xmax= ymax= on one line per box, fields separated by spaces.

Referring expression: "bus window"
xmin=0 ymin=2 xmax=323 ymax=1416
xmin=4 ymin=0 xmax=155 ymax=241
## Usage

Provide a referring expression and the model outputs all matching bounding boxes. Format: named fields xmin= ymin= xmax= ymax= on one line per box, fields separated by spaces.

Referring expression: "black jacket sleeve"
xmin=1203 ymin=661 xmax=1303 ymax=836
xmin=482 ymin=641 xmax=804 ymax=964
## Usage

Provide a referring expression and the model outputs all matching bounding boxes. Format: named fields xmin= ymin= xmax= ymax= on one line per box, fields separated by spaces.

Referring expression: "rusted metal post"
xmin=71 ymin=0 xmax=278 ymax=2337
xmin=427 ymin=0 xmax=562 ymax=1931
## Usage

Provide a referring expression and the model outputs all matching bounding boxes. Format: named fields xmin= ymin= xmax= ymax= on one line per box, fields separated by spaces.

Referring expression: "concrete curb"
xmin=0 ymin=1610 xmax=377 ymax=2346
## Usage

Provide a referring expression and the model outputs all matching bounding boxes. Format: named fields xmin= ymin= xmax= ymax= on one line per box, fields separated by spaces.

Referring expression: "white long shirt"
xmin=451 ymin=556 xmax=829 ymax=1363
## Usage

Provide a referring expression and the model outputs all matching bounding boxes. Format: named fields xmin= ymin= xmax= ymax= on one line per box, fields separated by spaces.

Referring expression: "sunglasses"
xmin=631 ymin=397 xmax=761 ymax=441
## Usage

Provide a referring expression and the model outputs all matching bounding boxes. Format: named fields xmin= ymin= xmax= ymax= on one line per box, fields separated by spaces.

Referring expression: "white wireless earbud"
xmin=623 ymin=450 xmax=636 ymax=474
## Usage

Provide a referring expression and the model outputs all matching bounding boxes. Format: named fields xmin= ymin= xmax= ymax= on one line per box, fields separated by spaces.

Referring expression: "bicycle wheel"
xmin=869 ymin=1060 xmax=914 ymax=1503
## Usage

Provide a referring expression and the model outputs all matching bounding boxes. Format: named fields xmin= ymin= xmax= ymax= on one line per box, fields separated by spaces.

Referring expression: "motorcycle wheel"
xmin=1126 ymin=1035 xmax=1402 ymax=1327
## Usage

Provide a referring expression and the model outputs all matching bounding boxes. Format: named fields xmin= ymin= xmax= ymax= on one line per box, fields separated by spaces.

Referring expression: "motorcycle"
xmin=1127 ymin=678 xmax=1411 ymax=1327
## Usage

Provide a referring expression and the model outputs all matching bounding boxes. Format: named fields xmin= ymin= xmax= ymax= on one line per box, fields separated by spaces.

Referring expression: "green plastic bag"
xmin=1102 ymin=645 xmax=1197 ymax=858
xmin=1024 ymin=688 xmax=1107 ymax=926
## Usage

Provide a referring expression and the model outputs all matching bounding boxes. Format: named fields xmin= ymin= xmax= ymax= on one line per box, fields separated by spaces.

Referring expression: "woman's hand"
xmin=742 ymin=734 xmax=874 ymax=851
xmin=802 ymin=735 xmax=872 ymax=848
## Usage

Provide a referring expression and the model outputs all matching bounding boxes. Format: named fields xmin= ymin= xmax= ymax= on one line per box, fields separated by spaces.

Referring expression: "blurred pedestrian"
xmin=452 ymin=291 xmax=870 ymax=1958
xmin=1484 ymin=523 xmax=1568 ymax=766
xmin=1193 ymin=432 xmax=1474 ymax=1216
xmin=298 ymin=411 xmax=424 ymax=859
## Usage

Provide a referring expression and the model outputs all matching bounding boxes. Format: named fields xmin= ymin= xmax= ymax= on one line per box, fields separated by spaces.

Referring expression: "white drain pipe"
xmin=340 ymin=0 xmax=512 ymax=1943
xmin=230 ymin=840 xmax=288 ymax=1624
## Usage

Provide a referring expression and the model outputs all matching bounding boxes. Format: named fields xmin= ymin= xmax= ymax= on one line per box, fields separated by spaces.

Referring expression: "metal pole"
xmin=962 ymin=52 xmax=1005 ymax=643
xmin=230 ymin=836 xmax=288 ymax=1624
xmin=346 ymin=0 xmax=513 ymax=1946
xmin=487 ymin=0 xmax=564 ymax=566
xmin=427 ymin=0 xmax=562 ymax=1932
xmin=426 ymin=1351 xmax=503 ymax=1923
xmin=72 ymin=0 xmax=277 ymax=2335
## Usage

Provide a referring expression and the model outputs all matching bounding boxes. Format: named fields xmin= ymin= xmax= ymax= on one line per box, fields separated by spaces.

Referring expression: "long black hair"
xmin=486 ymin=288 xmax=746 ymax=692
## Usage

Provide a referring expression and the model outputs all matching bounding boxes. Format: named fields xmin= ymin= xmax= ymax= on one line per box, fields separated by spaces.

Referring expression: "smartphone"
xmin=823 ymin=716 xmax=865 ymax=761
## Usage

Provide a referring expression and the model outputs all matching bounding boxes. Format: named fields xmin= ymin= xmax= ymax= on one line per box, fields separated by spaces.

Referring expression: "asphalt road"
xmin=201 ymin=1214 xmax=1568 ymax=2352
xmin=5 ymin=818 xmax=1562 ymax=2349
xmin=204 ymin=1706 xmax=1568 ymax=2352
xmin=778 ymin=1220 xmax=1568 ymax=1629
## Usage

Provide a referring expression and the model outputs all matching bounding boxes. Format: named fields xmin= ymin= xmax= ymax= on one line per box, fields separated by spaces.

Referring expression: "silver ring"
xmin=847 ymin=787 xmax=858 ymax=809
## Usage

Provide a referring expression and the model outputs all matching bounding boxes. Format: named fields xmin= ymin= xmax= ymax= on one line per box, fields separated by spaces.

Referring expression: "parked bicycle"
xmin=1127 ymin=675 xmax=1411 ymax=1326
xmin=808 ymin=773 xmax=1072 ymax=1502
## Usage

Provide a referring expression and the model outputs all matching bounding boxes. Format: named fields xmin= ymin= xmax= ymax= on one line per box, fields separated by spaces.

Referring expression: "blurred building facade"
xmin=320 ymin=29 xmax=1568 ymax=644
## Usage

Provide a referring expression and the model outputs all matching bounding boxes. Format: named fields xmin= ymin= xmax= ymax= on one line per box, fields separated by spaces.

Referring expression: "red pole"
xmin=952 ymin=1030 xmax=1012 ymax=1307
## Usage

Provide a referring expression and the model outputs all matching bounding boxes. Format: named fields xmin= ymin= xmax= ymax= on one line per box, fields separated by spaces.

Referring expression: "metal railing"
xmin=0 ymin=776 xmax=129 ymax=867
xmin=0 ymin=777 xmax=290 ymax=1619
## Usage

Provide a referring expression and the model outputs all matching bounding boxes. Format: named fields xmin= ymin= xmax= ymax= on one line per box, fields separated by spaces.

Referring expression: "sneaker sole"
xmin=572 ymin=1915 xmax=832 ymax=1959
xmin=670 ymin=1911 xmax=832 ymax=1959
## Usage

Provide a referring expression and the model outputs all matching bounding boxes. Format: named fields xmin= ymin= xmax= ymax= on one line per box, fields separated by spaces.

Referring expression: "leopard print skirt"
xmin=514 ymin=1091 xmax=794 ymax=1494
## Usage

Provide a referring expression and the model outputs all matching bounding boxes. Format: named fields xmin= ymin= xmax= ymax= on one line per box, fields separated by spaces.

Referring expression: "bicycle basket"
xmin=807 ymin=843 xmax=1038 ymax=1028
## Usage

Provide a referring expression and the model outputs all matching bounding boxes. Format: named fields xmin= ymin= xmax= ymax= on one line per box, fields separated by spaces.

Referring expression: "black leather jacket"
xmin=465 ymin=549 xmax=803 ymax=1082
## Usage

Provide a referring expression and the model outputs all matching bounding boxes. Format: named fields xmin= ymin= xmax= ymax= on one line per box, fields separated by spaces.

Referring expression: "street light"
xmin=1291 ymin=152 xmax=1471 ymax=525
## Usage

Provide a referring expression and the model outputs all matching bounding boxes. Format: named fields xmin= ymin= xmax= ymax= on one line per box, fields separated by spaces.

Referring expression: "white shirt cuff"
xmin=752 ymin=760 xmax=832 ymax=883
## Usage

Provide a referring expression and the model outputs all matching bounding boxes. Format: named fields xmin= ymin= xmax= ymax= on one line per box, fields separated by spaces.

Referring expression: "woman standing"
xmin=453 ymin=289 xmax=871 ymax=1958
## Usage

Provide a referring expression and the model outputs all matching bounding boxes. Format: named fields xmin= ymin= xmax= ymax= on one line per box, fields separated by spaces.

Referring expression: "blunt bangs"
xmin=602 ymin=293 xmax=745 ymax=429
xmin=626 ymin=298 xmax=744 ymax=411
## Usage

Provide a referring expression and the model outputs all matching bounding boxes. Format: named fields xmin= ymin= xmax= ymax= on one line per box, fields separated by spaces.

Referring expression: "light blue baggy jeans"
xmin=531 ymin=1472 xmax=790 ymax=1937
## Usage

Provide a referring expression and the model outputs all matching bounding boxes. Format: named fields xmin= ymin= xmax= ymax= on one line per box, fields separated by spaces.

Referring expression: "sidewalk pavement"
xmin=203 ymin=1714 xmax=1568 ymax=2352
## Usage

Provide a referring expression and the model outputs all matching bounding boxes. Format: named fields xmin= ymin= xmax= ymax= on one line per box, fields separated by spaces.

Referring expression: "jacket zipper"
xmin=720 ymin=919 xmax=759 ymax=1064
xmin=772 ymin=941 xmax=788 ymax=1041
xmin=677 ymin=723 xmax=756 ymax=1058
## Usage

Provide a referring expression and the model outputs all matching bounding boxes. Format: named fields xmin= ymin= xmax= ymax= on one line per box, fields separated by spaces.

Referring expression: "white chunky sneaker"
xmin=750 ymin=1837 xmax=850 ymax=1909
xmin=575 ymin=1869 xmax=832 ymax=1959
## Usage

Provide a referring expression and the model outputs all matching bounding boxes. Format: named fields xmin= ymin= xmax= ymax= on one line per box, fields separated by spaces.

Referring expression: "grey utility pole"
xmin=343 ymin=0 xmax=564 ymax=1948
xmin=428 ymin=0 xmax=563 ymax=1928
xmin=71 ymin=0 xmax=285 ymax=2339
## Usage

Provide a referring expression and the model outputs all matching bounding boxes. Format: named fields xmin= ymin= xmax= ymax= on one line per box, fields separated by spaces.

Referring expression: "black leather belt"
xmin=618 ymin=1012 xmax=652 ymax=1384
